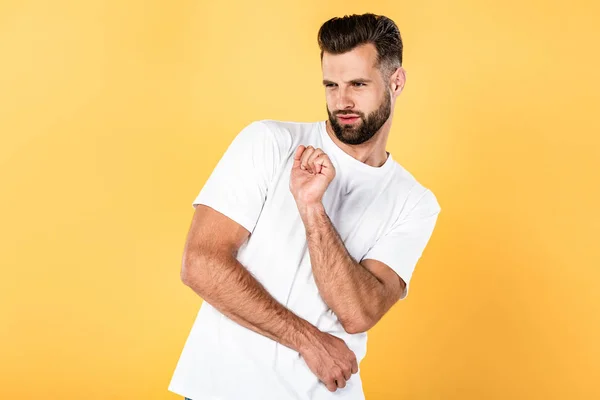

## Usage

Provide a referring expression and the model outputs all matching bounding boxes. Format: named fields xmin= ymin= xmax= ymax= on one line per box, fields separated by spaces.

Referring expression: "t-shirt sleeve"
xmin=191 ymin=121 xmax=281 ymax=234
xmin=361 ymin=189 xmax=441 ymax=300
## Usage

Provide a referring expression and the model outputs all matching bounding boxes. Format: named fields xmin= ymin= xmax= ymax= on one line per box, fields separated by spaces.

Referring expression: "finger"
xmin=293 ymin=145 xmax=306 ymax=169
xmin=336 ymin=376 xmax=347 ymax=389
xmin=325 ymin=379 xmax=337 ymax=392
xmin=301 ymin=146 xmax=315 ymax=172
xmin=308 ymin=151 xmax=323 ymax=174
xmin=312 ymin=154 xmax=327 ymax=174
xmin=314 ymin=153 xmax=334 ymax=175
xmin=301 ymin=146 xmax=316 ymax=172
xmin=306 ymin=148 xmax=324 ymax=174
xmin=351 ymin=358 xmax=358 ymax=374
xmin=343 ymin=369 xmax=351 ymax=381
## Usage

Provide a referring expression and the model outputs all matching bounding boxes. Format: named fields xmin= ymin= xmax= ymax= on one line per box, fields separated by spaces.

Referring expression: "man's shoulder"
xmin=387 ymin=161 xmax=441 ymax=214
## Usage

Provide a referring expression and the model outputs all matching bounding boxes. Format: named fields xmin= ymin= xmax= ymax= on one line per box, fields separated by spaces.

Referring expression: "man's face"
xmin=322 ymin=43 xmax=392 ymax=145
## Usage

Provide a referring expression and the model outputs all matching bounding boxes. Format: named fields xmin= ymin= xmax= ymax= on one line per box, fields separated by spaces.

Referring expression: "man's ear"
xmin=392 ymin=67 xmax=406 ymax=94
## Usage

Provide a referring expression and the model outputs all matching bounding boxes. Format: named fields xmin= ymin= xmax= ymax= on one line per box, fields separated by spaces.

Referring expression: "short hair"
xmin=317 ymin=13 xmax=403 ymax=77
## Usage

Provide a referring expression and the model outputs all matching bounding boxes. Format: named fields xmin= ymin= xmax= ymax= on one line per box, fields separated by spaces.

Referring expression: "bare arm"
xmin=299 ymin=203 xmax=404 ymax=334
xmin=181 ymin=204 xmax=317 ymax=352
xmin=290 ymin=145 xmax=405 ymax=334
xmin=181 ymin=204 xmax=358 ymax=391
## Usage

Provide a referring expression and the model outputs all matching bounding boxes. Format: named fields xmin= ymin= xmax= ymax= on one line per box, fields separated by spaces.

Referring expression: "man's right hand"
xmin=299 ymin=330 xmax=359 ymax=392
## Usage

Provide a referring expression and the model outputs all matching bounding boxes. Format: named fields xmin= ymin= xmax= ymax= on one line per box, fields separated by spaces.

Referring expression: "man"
xmin=169 ymin=13 xmax=441 ymax=400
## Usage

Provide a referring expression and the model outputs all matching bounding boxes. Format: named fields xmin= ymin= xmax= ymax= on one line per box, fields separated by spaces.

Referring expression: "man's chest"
xmin=257 ymin=173 xmax=399 ymax=262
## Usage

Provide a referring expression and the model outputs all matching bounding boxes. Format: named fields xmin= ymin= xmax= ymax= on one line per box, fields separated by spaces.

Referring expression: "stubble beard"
xmin=327 ymin=91 xmax=391 ymax=146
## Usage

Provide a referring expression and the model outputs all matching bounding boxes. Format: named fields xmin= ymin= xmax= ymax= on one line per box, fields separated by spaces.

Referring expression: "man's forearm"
xmin=299 ymin=203 xmax=386 ymax=332
xmin=182 ymin=251 xmax=318 ymax=352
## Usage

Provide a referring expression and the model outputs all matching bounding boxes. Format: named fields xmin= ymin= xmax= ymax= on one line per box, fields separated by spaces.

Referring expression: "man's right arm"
xmin=180 ymin=204 xmax=358 ymax=392
xmin=181 ymin=205 xmax=314 ymax=351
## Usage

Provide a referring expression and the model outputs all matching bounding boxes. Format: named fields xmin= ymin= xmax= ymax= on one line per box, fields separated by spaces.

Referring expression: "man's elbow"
xmin=180 ymin=262 xmax=195 ymax=287
xmin=180 ymin=265 xmax=193 ymax=286
xmin=340 ymin=312 xmax=376 ymax=334
xmin=180 ymin=252 xmax=208 ymax=287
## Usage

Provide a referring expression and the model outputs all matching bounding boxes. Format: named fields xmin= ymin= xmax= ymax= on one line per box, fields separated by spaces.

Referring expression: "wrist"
xmin=297 ymin=201 xmax=325 ymax=221
xmin=291 ymin=319 xmax=321 ymax=354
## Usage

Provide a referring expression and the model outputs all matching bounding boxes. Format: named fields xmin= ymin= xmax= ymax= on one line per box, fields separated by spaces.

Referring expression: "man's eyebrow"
xmin=322 ymin=79 xmax=373 ymax=85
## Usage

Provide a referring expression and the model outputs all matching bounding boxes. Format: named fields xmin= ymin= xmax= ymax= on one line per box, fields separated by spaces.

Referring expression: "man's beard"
xmin=327 ymin=91 xmax=391 ymax=145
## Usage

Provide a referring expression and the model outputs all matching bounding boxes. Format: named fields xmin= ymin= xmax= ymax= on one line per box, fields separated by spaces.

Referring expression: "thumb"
xmin=292 ymin=145 xmax=305 ymax=169
xmin=316 ymin=154 xmax=335 ymax=177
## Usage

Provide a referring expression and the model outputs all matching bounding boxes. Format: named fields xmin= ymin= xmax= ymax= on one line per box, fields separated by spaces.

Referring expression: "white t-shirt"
xmin=168 ymin=119 xmax=441 ymax=400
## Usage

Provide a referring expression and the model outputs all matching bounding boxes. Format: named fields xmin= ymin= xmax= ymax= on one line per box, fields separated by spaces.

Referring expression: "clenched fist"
xmin=289 ymin=145 xmax=336 ymax=208
xmin=299 ymin=329 xmax=359 ymax=392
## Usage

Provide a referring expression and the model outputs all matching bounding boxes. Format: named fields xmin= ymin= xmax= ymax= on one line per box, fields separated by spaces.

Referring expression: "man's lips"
xmin=337 ymin=114 xmax=360 ymax=123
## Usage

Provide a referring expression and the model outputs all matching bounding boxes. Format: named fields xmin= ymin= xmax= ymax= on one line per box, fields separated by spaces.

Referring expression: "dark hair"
xmin=317 ymin=13 xmax=403 ymax=77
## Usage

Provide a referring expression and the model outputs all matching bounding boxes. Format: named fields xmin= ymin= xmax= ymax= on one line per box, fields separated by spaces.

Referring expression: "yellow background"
xmin=1 ymin=0 xmax=598 ymax=398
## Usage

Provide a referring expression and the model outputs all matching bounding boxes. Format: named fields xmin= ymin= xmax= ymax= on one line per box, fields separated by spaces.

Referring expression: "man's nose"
xmin=335 ymin=87 xmax=355 ymax=110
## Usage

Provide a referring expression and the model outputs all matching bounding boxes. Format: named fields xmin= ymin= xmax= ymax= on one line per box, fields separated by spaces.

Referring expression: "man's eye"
xmin=325 ymin=84 xmax=336 ymax=88
xmin=353 ymin=82 xmax=365 ymax=87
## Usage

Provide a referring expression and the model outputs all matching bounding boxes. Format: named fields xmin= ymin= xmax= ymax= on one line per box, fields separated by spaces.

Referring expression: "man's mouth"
xmin=337 ymin=115 xmax=360 ymax=124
